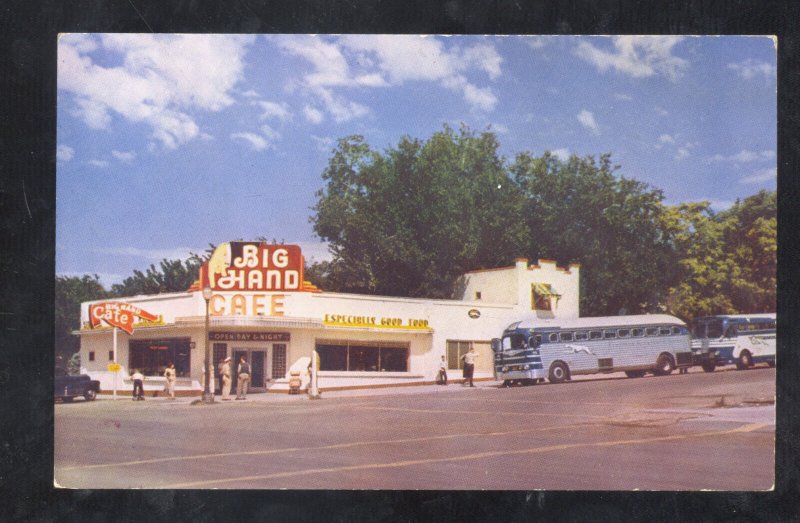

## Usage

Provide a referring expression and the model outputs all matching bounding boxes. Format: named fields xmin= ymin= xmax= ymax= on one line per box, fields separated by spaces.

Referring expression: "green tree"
xmin=661 ymin=202 xmax=735 ymax=320
xmin=110 ymin=258 xmax=203 ymax=297
xmin=510 ymin=152 xmax=677 ymax=316
xmin=312 ymin=125 xmax=528 ymax=298
xmin=718 ymin=190 xmax=777 ymax=313
xmin=55 ymin=274 xmax=107 ymax=373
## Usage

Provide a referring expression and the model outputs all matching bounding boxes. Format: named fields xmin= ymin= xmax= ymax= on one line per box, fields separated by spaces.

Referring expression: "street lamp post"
xmin=202 ymin=286 xmax=214 ymax=404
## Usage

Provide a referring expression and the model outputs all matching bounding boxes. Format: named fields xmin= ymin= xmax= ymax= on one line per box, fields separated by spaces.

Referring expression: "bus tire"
xmin=548 ymin=362 xmax=569 ymax=384
xmin=625 ymin=370 xmax=646 ymax=378
xmin=736 ymin=350 xmax=752 ymax=370
xmin=654 ymin=353 xmax=675 ymax=376
xmin=701 ymin=361 xmax=716 ymax=373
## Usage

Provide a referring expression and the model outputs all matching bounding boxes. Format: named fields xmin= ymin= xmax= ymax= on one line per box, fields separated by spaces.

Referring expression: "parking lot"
xmin=54 ymin=366 xmax=775 ymax=490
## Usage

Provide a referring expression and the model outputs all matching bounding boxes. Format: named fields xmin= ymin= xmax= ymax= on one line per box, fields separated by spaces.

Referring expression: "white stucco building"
xmin=77 ymin=246 xmax=580 ymax=396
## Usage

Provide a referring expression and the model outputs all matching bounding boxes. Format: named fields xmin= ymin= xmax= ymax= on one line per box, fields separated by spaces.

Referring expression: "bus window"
xmin=671 ymin=326 xmax=682 ymax=335
xmin=659 ymin=327 xmax=671 ymax=336
xmin=502 ymin=334 xmax=528 ymax=350
xmin=631 ymin=328 xmax=643 ymax=337
xmin=560 ymin=332 xmax=573 ymax=342
xmin=604 ymin=330 xmax=616 ymax=339
xmin=645 ymin=327 xmax=658 ymax=336
xmin=549 ymin=333 xmax=559 ymax=343
xmin=574 ymin=331 xmax=588 ymax=341
xmin=589 ymin=330 xmax=603 ymax=340
xmin=533 ymin=334 xmax=543 ymax=346
xmin=724 ymin=326 xmax=737 ymax=338
xmin=617 ymin=329 xmax=630 ymax=338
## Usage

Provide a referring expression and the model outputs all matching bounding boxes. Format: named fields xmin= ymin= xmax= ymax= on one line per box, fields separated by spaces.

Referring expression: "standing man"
xmin=221 ymin=357 xmax=232 ymax=400
xmin=460 ymin=347 xmax=478 ymax=387
xmin=131 ymin=369 xmax=145 ymax=400
xmin=437 ymin=355 xmax=448 ymax=385
xmin=164 ymin=362 xmax=177 ymax=399
xmin=236 ymin=355 xmax=251 ymax=400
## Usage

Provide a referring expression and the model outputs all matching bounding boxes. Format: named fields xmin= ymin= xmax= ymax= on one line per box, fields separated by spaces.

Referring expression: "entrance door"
xmin=251 ymin=351 xmax=265 ymax=388
xmin=232 ymin=348 xmax=267 ymax=390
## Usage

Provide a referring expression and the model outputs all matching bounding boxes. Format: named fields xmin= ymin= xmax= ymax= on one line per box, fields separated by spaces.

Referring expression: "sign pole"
xmin=112 ymin=326 xmax=118 ymax=400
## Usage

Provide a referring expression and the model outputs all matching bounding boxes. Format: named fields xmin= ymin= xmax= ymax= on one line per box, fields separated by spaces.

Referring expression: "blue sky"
xmin=56 ymin=34 xmax=777 ymax=287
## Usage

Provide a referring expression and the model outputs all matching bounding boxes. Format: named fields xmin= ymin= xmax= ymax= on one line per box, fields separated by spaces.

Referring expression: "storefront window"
xmin=129 ymin=338 xmax=191 ymax=377
xmin=316 ymin=341 xmax=408 ymax=372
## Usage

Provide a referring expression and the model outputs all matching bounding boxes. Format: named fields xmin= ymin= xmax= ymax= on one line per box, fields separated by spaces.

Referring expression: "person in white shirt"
xmin=437 ymin=355 xmax=448 ymax=385
xmin=131 ymin=370 xmax=145 ymax=400
xmin=460 ymin=347 xmax=478 ymax=387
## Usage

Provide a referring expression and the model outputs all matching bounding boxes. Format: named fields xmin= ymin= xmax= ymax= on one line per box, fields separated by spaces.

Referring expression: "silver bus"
xmin=491 ymin=314 xmax=693 ymax=385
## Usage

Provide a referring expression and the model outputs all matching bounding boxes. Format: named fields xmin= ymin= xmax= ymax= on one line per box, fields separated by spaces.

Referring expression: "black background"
xmin=1 ymin=1 xmax=798 ymax=520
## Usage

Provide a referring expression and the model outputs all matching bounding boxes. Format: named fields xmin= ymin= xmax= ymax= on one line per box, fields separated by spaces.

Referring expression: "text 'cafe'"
xmin=78 ymin=242 xmax=580 ymax=395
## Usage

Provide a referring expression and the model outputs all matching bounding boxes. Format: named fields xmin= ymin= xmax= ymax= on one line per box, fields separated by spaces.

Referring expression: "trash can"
xmin=288 ymin=371 xmax=301 ymax=394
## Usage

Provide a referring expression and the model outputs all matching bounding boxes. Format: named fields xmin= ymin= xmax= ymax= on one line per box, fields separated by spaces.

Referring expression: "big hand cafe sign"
xmin=197 ymin=242 xmax=319 ymax=317
xmin=87 ymin=301 xmax=162 ymax=333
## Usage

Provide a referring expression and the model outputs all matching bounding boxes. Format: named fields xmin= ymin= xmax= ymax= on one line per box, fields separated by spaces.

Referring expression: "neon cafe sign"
xmin=200 ymin=242 xmax=310 ymax=317
xmin=89 ymin=301 xmax=159 ymax=334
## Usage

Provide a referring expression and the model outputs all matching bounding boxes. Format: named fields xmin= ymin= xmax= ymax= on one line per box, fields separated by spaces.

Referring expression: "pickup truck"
xmin=54 ymin=374 xmax=100 ymax=402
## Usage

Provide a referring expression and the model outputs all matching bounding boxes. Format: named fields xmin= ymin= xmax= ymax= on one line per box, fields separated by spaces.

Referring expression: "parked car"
xmin=54 ymin=374 xmax=100 ymax=402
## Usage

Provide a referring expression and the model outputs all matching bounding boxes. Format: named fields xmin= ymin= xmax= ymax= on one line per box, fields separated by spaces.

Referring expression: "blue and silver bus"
xmin=491 ymin=314 xmax=693 ymax=386
xmin=690 ymin=313 xmax=776 ymax=372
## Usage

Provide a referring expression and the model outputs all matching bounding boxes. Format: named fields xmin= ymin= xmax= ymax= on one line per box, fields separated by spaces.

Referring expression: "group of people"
xmin=436 ymin=347 xmax=478 ymax=387
xmin=214 ymin=355 xmax=251 ymax=401
xmin=129 ymin=355 xmax=252 ymax=401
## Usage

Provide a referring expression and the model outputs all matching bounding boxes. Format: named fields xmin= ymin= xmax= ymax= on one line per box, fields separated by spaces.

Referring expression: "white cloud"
xmin=260 ymin=124 xmax=280 ymax=141
xmin=273 ymin=35 xmax=502 ymax=117
xmin=310 ymin=135 xmax=334 ymax=153
xmin=674 ymin=141 xmax=698 ymax=161
xmin=708 ymin=149 xmax=775 ymax=163
xmin=58 ymin=34 xmax=255 ymax=149
xmin=111 ymin=150 xmax=136 ymax=162
xmin=88 ymin=159 xmax=109 ymax=168
xmin=93 ymin=246 xmax=200 ymax=261
xmin=549 ymin=148 xmax=571 ymax=161
xmin=241 ymin=89 xmax=260 ymax=98
xmin=574 ymin=36 xmax=688 ymax=81
xmin=254 ymin=100 xmax=291 ymax=122
xmin=57 ymin=144 xmax=75 ymax=162
xmin=577 ymin=109 xmax=599 ymax=134
xmin=231 ymin=132 xmax=269 ymax=151
xmin=740 ymin=167 xmax=776 ymax=185
xmin=728 ymin=59 xmax=776 ymax=80
xmin=675 ymin=147 xmax=691 ymax=160
xmin=526 ymin=36 xmax=549 ymax=50
xmin=655 ymin=133 xmax=675 ymax=150
xmin=303 ymin=105 xmax=324 ymax=124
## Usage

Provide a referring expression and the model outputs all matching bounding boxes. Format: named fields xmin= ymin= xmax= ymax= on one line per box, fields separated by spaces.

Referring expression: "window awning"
xmin=532 ymin=283 xmax=561 ymax=298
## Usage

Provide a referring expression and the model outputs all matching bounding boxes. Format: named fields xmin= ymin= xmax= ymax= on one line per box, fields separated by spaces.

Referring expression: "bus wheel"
xmin=654 ymin=354 xmax=675 ymax=376
xmin=625 ymin=370 xmax=645 ymax=378
xmin=701 ymin=361 xmax=716 ymax=373
xmin=736 ymin=350 xmax=752 ymax=370
xmin=548 ymin=362 xmax=569 ymax=384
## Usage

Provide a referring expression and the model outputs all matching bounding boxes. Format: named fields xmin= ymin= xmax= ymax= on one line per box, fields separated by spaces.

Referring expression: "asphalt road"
xmin=54 ymin=366 xmax=775 ymax=490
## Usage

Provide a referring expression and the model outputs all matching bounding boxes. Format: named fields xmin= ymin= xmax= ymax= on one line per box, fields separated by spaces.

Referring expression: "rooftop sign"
xmin=202 ymin=242 xmax=304 ymax=292
xmin=89 ymin=301 xmax=159 ymax=335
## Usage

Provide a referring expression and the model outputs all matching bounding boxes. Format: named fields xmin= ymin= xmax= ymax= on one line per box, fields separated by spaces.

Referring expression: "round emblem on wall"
xmin=468 ymin=309 xmax=481 ymax=319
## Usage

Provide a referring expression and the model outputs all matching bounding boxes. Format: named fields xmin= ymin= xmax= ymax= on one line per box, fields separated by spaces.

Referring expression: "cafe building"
xmin=77 ymin=242 xmax=580 ymax=395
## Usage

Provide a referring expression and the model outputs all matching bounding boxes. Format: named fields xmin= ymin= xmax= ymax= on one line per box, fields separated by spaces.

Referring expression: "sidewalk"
xmin=97 ymin=379 xmax=501 ymax=404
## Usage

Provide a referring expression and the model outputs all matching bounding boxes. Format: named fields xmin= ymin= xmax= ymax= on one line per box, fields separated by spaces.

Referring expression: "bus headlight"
xmin=523 ymin=364 xmax=530 ymax=370
xmin=502 ymin=366 xmax=508 ymax=372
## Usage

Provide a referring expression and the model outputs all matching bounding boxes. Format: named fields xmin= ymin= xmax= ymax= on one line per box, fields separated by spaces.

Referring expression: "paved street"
xmin=54 ymin=366 xmax=775 ymax=490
